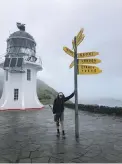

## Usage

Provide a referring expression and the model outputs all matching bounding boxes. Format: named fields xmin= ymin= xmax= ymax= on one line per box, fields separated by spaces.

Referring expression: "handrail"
xmin=0 ymin=53 xmax=42 ymax=67
xmin=36 ymin=55 xmax=42 ymax=65
xmin=23 ymin=55 xmax=42 ymax=66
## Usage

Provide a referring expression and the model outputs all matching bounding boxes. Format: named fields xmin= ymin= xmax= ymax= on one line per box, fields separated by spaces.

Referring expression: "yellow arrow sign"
xmin=78 ymin=65 xmax=100 ymax=70
xmin=77 ymin=28 xmax=84 ymax=40
xmin=77 ymin=51 xmax=99 ymax=58
xmin=72 ymin=33 xmax=85 ymax=48
xmin=69 ymin=61 xmax=74 ymax=68
xmin=78 ymin=65 xmax=102 ymax=75
xmin=78 ymin=69 xmax=102 ymax=75
xmin=78 ymin=58 xmax=101 ymax=65
xmin=72 ymin=28 xmax=84 ymax=48
xmin=69 ymin=58 xmax=101 ymax=68
xmin=63 ymin=47 xmax=99 ymax=59
xmin=63 ymin=47 xmax=74 ymax=57
xmin=76 ymin=33 xmax=85 ymax=47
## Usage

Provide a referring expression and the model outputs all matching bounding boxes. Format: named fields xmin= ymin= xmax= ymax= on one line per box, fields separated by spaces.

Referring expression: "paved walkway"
xmin=0 ymin=106 xmax=122 ymax=163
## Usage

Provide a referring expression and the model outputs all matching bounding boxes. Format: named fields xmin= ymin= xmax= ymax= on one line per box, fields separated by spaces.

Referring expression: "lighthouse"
xmin=0 ymin=23 xmax=44 ymax=110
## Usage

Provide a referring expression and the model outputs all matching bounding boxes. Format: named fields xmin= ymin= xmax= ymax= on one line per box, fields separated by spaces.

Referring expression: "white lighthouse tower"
xmin=0 ymin=23 xmax=44 ymax=110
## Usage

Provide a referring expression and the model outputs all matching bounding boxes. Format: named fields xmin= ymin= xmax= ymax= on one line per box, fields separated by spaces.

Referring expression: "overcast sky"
xmin=0 ymin=0 xmax=122 ymax=101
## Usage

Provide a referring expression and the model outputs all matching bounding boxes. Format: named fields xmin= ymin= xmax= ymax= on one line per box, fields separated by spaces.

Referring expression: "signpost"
xmin=63 ymin=28 xmax=102 ymax=138
xmin=74 ymin=36 xmax=79 ymax=138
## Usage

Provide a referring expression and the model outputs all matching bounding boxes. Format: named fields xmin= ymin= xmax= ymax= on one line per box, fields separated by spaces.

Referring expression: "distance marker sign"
xmin=72 ymin=34 xmax=85 ymax=48
xmin=63 ymin=47 xmax=74 ymax=57
xmin=78 ymin=65 xmax=100 ymax=70
xmin=63 ymin=47 xmax=99 ymax=59
xmin=77 ymin=51 xmax=99 ymax=58
xmin=78 ymin=65 xmax=102 ymax=75
xmin=78 ymin=68 xmax=102 ymax=75
xmin=72 ymin=28 xmax=84 ymax=48
xmin=69 ymin=58 xmax=101 ymax=68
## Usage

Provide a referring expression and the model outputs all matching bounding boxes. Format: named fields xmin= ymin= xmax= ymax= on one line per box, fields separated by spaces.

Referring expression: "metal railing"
xmin=0 ymin=53 xmax=43 ymax=70
xmin=23 ymin=55 xmax=42 ymax=66
xmin=36 ymin=55 xmax=42 ymax=65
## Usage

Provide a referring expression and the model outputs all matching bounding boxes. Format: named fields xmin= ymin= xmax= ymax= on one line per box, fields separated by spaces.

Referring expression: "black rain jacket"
xmin=53 ymin=92 xmax=74 ymax=114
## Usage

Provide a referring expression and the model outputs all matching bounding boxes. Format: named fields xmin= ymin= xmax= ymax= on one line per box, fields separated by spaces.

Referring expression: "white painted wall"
xmin=0 ymin=63 xmax=43 ymax=110
xmin=22 ymin=64 xmax=43 ymax=108
xmin=1 ymin=70 xmax=23 ymax=109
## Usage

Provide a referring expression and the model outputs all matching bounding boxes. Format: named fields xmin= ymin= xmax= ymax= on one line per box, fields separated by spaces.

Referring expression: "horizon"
xmin=0 ymin=70 xmax=121 ymax=107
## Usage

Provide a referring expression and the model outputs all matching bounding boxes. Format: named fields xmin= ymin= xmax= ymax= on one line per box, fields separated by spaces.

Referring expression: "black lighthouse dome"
xmin=6 ymin=23 xmax=36 ymax=57
xmin=9 ymin=30 xmax=35 ymax=42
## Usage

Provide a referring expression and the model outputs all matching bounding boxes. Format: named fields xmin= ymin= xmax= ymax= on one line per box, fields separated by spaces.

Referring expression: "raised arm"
xmin=64 ymin=91 xmax=75 ymax=102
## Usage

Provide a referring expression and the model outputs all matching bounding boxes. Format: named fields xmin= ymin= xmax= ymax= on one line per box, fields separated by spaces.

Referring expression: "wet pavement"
xmin=0 ymin=105 xmax=122 ymax=163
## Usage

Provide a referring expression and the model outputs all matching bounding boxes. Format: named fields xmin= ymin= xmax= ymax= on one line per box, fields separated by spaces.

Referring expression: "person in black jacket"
xmin=53 ymin=91 xmax=75 ymax=137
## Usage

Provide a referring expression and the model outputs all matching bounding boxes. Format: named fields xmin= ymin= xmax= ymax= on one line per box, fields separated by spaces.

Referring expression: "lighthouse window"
xmin=27 ymin=69 xmax=31 ymax=81
xmin=14 ymin=89 xmax=19 ymax=101
xmin=6 ymin=70 xmax=8 ymax=81
xmin=7 ymin=47 xmax=35 ymax=56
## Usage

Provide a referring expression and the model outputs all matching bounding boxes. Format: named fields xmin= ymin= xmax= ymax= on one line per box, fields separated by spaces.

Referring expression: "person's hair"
xmin=57 ymin=92 xmax=64 ymax=99
xmin=58 ymin=92 xmax=64 ymax=95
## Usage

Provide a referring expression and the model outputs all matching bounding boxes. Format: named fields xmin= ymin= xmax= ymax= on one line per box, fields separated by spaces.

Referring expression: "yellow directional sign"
xmin=78 ymin=65 xmax=100 ymax=70
xmin=78 ymin=69 xmax=102 ymax=75
xmin=76 ymin=33 xmax=85 ymax=47
xmin=69 ymin=61 xmax=74 ymax=68
xmin=72 ymin=33 xmax=85 ymax=48
xmin=76 ymin=28 xmax=84 ymax=46
xmin=72 ymin=28 xmax=84 ymax=48
xmin=78 ymin=65 xmax=102 ymax=75
xmin=63 ymin=48 xmax=99 ymax=59
xmin=63 ymin=47 xmax=74 ymax=57
xmin=69 ymin=58 xmax=101 ymax=68
xmin=78 ymin=58 xmax=101 ymax=65
xmin=77 ymin=51 xmax=99 ymax=58
xmin=77 ymin=28 xmax=84 ymax=40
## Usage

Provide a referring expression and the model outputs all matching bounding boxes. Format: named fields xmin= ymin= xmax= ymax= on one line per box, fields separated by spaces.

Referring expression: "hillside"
xmin=36 ymin=79 xmax=58 ymax=104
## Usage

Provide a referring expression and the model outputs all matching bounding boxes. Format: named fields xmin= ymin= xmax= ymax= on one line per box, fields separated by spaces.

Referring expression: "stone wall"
xmin=65 ymin=103 xmax=122 ymax=115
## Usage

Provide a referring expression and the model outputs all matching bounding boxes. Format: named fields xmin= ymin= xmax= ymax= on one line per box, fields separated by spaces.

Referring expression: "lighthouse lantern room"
xmin=0 ymin=23 xmax=44 ymax=110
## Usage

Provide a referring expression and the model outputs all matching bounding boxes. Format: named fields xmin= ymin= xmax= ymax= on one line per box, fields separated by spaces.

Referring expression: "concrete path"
xmin=0 ymin=106 xmax=122 ymax=163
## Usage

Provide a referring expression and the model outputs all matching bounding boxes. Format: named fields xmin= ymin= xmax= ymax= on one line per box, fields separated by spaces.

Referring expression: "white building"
xmin=0 ymin=23 xmax=44 ymax=110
